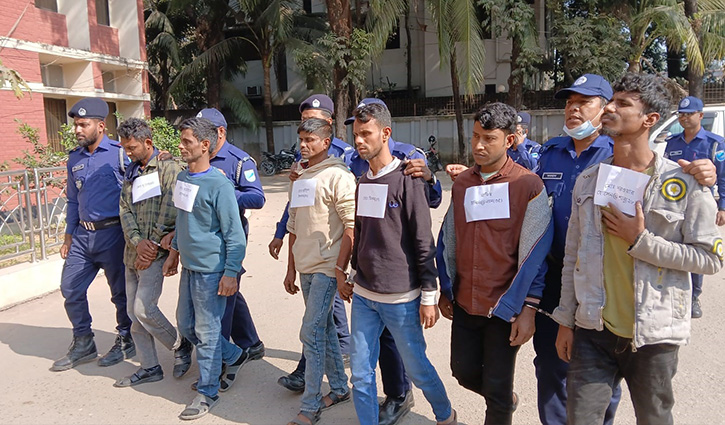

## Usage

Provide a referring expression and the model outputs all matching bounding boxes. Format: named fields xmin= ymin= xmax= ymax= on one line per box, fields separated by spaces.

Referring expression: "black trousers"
xmin=451 ymin=304 xmax=520 ymax=425
xmin=567 ymin=327 xmax=678 ymax=425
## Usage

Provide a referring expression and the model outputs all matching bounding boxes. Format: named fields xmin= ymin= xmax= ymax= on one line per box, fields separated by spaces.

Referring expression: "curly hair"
xmin=612 ymin=73 xmax=673 ymax=119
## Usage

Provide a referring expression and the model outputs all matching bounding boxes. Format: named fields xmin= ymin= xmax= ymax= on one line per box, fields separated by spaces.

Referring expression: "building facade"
xmin=0 ymin=0 xmax=149 ymax=165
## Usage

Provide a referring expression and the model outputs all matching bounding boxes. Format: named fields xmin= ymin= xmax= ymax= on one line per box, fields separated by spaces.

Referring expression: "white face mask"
xmin=563 ymin=120 xmax=601 ymax=140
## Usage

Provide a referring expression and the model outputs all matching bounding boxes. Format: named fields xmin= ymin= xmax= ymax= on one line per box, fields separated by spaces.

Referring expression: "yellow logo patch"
xmin=713 ymin=239 xmax=723 ymax=260
xmin=661 ymin=178 xmax=687 ymax=202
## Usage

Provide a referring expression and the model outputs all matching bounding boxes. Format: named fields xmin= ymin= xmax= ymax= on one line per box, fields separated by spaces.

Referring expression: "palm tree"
xmin=145 ymin=0 xmax=182 ymax=120
xmin=683 ymin=0 xmax=725 ymax=97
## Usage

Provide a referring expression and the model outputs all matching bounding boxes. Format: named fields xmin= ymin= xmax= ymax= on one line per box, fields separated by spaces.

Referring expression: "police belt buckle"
xmin=80 ymin=217 xmax=120 ymax=231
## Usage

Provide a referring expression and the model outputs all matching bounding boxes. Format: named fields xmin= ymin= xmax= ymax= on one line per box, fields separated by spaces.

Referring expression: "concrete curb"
xmin=0 ymin=254 xmax=64 ymax=311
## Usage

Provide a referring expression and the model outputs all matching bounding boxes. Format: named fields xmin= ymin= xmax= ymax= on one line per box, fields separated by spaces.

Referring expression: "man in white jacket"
xmin=553 ymin=73 xmax=723 ymax=425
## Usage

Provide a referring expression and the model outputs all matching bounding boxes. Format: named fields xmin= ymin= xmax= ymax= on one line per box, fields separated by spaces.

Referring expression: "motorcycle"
xmin=424 ymin=135 xmax=443 ymax=173
xmin=260 ymin=144 xmax=296 ymax=176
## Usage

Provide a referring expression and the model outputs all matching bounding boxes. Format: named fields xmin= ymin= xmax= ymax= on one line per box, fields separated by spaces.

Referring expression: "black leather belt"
xmin=80 ymin=217 xmax=120 ymax=231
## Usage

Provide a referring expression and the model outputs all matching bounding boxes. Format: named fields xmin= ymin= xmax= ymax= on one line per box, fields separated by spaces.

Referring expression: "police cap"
xmin=299 ymin=94 xmax=334 ymax=115
xmin=554 ymin=74 xmax=613 ymax=101
xmin=68 ymin=98 xmax=109 ymax=120
xmin=678 ymin=96 xmax=704 ymax=113
xmin=197 ymin=108 xmax=227 ymax=129
xmin=517 ymin=112 xmax=531 ymax=125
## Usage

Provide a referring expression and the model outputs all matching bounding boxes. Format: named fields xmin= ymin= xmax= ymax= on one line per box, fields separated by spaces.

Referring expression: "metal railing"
xmin=0 ymin=167 xmax=68 ymax=265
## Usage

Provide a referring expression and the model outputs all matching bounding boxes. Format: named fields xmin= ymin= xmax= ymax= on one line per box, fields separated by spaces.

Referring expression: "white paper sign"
xmin=594 ymin=163 xmax=650 ymax=216
xmin=173 ymin=180 xmax=200 ymax=213
xmin=289 ymin=179 xmax=317 ymax=208
xmin=132 ymin=172 xmax=162 ymax=203
xmin=464 ymin=183 xmax=511 ymax=222
xmin=357 ymin=184 xmax=388 ymax=219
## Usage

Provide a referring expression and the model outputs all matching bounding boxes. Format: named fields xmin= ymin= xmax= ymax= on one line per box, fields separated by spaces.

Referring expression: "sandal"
xmin=319 ymin=390 xmax=351 ymax=412
xmin=437 ymin=409 xmax=458 ymax=425
xmin=287 ymin=410 xmax=320 ymax=425
xmin=179 ymin=393 xmax=219 ymax=420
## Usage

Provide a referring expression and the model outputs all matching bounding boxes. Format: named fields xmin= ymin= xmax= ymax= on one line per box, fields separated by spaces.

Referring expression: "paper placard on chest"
xmin=593 ymin=163 xmax=650 ymax=216
xmin=290 ymin=179 xmax=317 ymax=208
xmin=357 ymin=183 xmax=388 ymax=219
xmin=173 ymin=180 xmax=200 ymax=213
xmin=132 ymin=172 xmax=162 ymax=203
xmin=464 ymin=182 xmax=510 ymax=222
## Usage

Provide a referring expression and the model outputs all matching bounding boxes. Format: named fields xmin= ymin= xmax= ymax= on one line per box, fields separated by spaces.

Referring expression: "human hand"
xmin=136 ymin=239 xmax=158 ymax=261
xmin=337 ymin=274 xmax=354 ymax=302
xmin=510 ymin=306 xmax=536 ymax=346
xmin=162 ymin=252 xmax=179 ymax=276
xmin=160 ymin=231 xmax=175 ymax=250
xmin=678 ymin=159 xmax=716 ymax=187
xmin=134 ymin=256 xmax=152 ymax=271
xmin=60 ymin=234 xmax=72 ymax=259
xmin=419 ymin=305 xmax=439 ymax=329
xmin=283 ymin=268 xmax=299 ymax=295
xmin=438 ymin=296 xmax=454 ymax=320
xmin=403 ymin=158 xmax=433 ymax=182
xmin=555 ymin=325 xmax=575 ymax=363
xmin=445 ymin=164 xmax=468 ymax=181
xmin=268 ymin=237 xmax=283 ymax=259
xmin=717 ymin=210 xmax=725 ymax=226
xmin=218 ymin=275 xmax=237 ymax=296
xmin=601 ymin=202 xmax=645 ymax=245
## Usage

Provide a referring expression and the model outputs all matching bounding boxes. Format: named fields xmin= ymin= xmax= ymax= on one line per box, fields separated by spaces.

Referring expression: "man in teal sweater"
xmin=162 ymin=117 xmax=247 ymax=420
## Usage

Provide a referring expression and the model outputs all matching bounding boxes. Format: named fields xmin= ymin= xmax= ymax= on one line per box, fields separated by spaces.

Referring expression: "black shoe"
xmin=379 ymin=390 xmax=414 ymax=425
xmin=50 ymin=334 xmax=97 ymax=372
xmin=246 ymin=340 xmax=265 ymax=361
xmin=692 ymin=297 xmax=703 ymax=318
xmin=174 ymin=338 xmax=194 ymax=378
xmin=98 ymin=334 xmax=135 ymax=367
xmin=277 ymin=369 xmax=305 ymax=393
xmin=219 ymin=341 xmax=264 ymax=392
xmin=114 ymin=365 xmax=164 ymax=387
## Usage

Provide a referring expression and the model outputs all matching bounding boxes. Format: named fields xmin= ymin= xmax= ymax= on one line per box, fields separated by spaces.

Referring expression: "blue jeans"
xmin=351 ymin=294 xmax=451 ymax=425
xmin=299 ymin=273 xmax=349 ymax=413
xmin=177 ymin=268 xmax=242 ymax=398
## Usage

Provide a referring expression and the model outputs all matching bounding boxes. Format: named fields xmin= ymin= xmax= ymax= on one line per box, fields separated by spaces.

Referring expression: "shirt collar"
xmin=125 ymin=149 xmax=159 ymax=180
xmin=560 ymin=134 xmax=613 ymax=154
xmin=212 ymin=140 xmax=230 ymax=160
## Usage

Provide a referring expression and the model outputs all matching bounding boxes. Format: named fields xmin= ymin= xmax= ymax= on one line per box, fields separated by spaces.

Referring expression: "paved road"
xmin=1 ymin=173 xmax=724 ymax=425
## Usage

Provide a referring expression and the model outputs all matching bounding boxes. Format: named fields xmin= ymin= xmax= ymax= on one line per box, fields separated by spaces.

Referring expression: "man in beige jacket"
xmin=283 ymin=118 xmax=357 ymax=425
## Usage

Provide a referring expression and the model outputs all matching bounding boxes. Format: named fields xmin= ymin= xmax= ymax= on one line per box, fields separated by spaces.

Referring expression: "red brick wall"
xmin=87 ymin=0 xmax=120 ymax=57
xmin=0 ymin=1 xmax=68 ymax=47
xmin=0 ymin=91 xmax=48 ymax=168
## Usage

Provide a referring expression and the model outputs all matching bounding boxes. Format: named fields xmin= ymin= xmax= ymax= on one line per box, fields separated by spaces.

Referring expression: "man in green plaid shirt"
xmin=113 ymin=118 xmax=191 ymax=388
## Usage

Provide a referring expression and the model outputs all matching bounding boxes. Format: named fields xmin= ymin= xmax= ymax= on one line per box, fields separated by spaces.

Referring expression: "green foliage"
xmin=13 ymin=120 xmax=68 ymax=169
xmin=59 ymin=123 xmax=77 ymax=152
xmin=548 ymin=0 xmax=629 ymax=84
xmin=148 ymin=116 xmax=181 ymax=157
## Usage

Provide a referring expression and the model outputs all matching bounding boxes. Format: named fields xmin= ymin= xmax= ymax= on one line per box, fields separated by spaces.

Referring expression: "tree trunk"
xmin=684 ymin=0 xmax=704 ymax=98
xmin=262 ymin=52 xmax=275 ymax=153
xmin=507 ymin=37 xmax=523 ymax=109
xmin=450 ymin=50 xmax=467 ymax=165
xmin=405 ymin=4 xmax=413 ymax=98
xmin=326 ymin=0 xmax=353 ymax=141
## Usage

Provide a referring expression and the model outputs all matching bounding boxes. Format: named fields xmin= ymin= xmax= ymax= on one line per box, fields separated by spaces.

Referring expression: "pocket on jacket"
xmin=648 ymin=208 xmax=685 ymax=241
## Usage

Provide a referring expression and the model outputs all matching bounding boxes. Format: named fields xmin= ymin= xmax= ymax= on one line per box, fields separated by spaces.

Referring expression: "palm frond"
xmin=448 ymin=0 xmax=486 ymax=94
xmin=170 ymin=37 xmax=250 ymax=93
xmin=366 ymin=0 xmax=408 ymax=54
xmin=221 ymin=79 xmax=259 ymax=130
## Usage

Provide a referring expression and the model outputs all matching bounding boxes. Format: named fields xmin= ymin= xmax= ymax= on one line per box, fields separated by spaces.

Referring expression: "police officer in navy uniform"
xmin=197 ymin=107 xmax=266 ymax=390
xmin=269 ymin=95 xmax=356 ymax=395
xmin=663 ymin=96 xmax=725 ymax=318
xmin=51 ymin=98 xmax=135 ymax=372
xmin=517 ymin=112 xmax=541 ymax=156
xmin=347 ymin=98 xmax=443 ymax=425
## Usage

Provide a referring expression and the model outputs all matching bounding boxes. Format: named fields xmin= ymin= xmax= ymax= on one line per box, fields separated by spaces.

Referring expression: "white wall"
xmin=58 ymin=0 xmax=90 ymax=51
xmin=110 ymin=0 xmax=142 ymax=60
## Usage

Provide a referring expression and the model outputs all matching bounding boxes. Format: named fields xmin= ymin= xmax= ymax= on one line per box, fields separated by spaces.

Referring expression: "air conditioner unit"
xmin=246 ymin=86 xmax=262 ymax=96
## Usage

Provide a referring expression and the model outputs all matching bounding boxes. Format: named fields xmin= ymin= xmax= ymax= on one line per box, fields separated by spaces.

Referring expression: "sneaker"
xmin=50 ymin=334 xmax=97 ymax=372
xmin=692 ymin=296 xmax=703 ymax=318
xmin=98 ymin=334 xmax=135 ymax=367
xmin=277 ymin=369 xmax=305 ymax=393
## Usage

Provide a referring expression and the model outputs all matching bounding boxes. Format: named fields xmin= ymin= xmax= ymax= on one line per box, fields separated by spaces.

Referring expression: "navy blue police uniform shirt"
xmin=534 ymin=134 xmax=614 ymax=263
xmin=65 ymin=135 xmax=130 ymax=235
xmin=523 ymin=137 xmax=541 ymax=157
xmin=210 ymin=140 xmax=266 ymax=236
xmin=665 ymin=128 xmax=725 ymax=209
xmin=507 ymin=144 xmax=537 ymax=170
